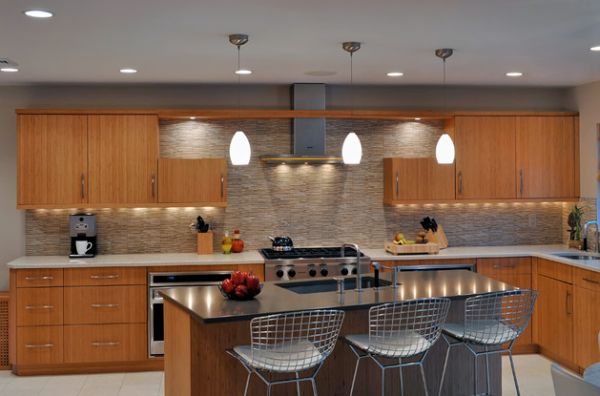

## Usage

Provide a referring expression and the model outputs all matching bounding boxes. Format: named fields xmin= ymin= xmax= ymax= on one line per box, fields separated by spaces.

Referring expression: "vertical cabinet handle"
xmin=458 ymin=171 xmax=463 ymax=194
xmin=81 ymin=174 xmax=85 ymax=199
xmin=566 ymin=290 xmax=573 ymax=315
xmin=151 ymin=175 xmax=156 ymax=198
xmin=395 ymin=172 xmax=399 ymax=198
xmin=519 ymin=169 xmax=524 ymax=195
xmin=220 ymin=175 xmax=224 ymax=199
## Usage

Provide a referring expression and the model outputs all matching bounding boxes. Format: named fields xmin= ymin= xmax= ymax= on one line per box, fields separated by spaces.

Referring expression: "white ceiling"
xmin=1 ymin=0 xmax=600 ymax=86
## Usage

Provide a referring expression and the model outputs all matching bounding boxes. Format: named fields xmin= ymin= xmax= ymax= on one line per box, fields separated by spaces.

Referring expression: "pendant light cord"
xmin=350 ymin=51 xmax=354 ymax=114
xmin=443 ymin=58 xmax=447 ymax=111
xmin=237 ymin=45 xmax=241 ymax=115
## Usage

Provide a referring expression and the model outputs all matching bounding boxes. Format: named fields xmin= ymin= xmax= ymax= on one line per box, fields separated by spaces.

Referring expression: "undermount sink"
xmin=551 ymin=253 xmax=600 ymax=261
xmin=276 ymin=276 xmax=392 ymax=295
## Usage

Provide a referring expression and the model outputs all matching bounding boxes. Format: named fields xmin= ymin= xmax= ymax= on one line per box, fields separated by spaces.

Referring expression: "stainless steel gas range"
xmin=260 ymin=246 xmax=371 ymax=281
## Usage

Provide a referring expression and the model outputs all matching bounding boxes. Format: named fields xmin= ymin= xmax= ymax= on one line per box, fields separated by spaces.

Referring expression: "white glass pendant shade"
xmin=229 ymin=131 xmax=251 ymax=165
xmin=342 ymin=132 xmax=362 ymax=165
xmin=435 ymin=133 xmax=455 ymax=164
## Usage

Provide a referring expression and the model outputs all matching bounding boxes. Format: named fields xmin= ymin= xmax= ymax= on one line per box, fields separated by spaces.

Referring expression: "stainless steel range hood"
xmin=260 ymin=84 xmax=342 ymax=164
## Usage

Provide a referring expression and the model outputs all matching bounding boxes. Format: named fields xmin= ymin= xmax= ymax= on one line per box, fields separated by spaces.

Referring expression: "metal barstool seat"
xmin=227 ymin=309 xmax=345 ymax=396
xmin=438 ymin=289 xmax=538 ymax=396
xmin=344 ymin=297 xmax=451 ymax=396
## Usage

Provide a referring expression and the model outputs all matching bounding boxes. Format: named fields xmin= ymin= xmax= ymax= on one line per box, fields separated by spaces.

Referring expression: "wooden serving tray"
xmin=385 ymin=242 xmax=440 ymax=255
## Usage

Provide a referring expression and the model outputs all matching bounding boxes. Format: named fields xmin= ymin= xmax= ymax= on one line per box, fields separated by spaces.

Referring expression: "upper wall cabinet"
xmin=88 ymin=115 xmax=159 ymax=205
xmin=455 ymin=116 xmax=517 ymax=200
xmin=17 ymin=115 xmax=89 ymax=207
xmin=383 ymin=158 xmax=454 ymax=203
xmin=516 ymin=116 xmax=579 ymax=199
xmin=158 ymin=159 xmax=227 ymax=206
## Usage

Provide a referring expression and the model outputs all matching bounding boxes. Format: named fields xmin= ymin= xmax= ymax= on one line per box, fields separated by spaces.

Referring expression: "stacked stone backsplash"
xmin=25 ymin=119 xmax=591 ymax=255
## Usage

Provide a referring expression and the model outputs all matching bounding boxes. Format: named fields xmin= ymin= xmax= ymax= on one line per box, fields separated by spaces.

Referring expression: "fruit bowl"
xmin=219 ymin=271 xmax=263 ymax=300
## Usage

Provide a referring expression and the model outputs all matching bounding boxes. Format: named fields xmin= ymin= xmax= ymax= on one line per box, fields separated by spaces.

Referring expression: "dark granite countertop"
xmin=160 ymin=270 xmax=518 ymax=323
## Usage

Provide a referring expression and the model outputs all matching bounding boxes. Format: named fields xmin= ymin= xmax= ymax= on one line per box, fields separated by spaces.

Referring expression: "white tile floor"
xmin=0 ymin=354 xmax=555 ymax=395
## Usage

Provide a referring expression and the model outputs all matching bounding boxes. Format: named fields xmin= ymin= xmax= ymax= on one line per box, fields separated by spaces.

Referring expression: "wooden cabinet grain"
xmin=158 ymin=158 xmax=227 ymax=205
xmin=17 ymin=115 xmax=88 ymax=207
xmin=383 ymin=158 xmax=455 ymax=203
xmin=574 ymin=284 xmax=600 ymax=368
xmin=516 ymin=116 xmax=578 ymax=199
xmin=64 ymin=323 xmax=146 ymax=363
xmin=88 ymin=115 xmax=159 ymax=205
xmin=454 ymin=116 xmax=517 ymax=199
xmin=64 ymin=285 xmax=146 ymax=325
xmin=16 ymin=326 xmax=63 ymax=366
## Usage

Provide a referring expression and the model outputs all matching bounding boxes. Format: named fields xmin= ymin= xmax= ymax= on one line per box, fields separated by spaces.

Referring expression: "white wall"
xmin=0 ymin=83 xmax=574 ymax=291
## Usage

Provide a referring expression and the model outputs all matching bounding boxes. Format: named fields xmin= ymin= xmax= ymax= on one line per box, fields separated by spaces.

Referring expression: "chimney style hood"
xmin=260 ymin=83 xmax=343 ymax=164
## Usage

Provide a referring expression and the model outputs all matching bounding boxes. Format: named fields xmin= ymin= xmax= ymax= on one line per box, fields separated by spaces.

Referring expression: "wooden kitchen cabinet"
xmin=158 ymin=158 xmax=228 ymax=206
xmin=17 ymin=115 xmax=88 ymax=207
xmin=516 ymin=116 xmax=579 ymax=199
xmin=64 ymin=323 xmax=146 ymax=363
xmin=454 ymin=116 xmax=517 ymax=199
xmin=573 ymin=268 xmax=600 ymax=369
xmin=383 ymin=157 xmax=455 ymax=203
xmin=16 ymin=326 xmax=64 ymax=366
xmin=88 ymin=115 xmax=159 ymax=205
xmin=64 ymin=285 xmax=146 ymax=325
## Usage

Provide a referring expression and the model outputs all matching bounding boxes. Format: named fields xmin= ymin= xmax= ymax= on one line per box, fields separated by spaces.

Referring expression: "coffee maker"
xmin=69 ymin=214 xmax=97 ymax=258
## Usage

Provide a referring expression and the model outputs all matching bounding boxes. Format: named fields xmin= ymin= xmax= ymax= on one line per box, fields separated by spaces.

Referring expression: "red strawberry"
xmin=234 ymin=285 xmax=248 ymax=299
xmin=221 ymin=278 xmax=234 ymax=294
xmin=246 ymin=276 xmax=260 ymax=295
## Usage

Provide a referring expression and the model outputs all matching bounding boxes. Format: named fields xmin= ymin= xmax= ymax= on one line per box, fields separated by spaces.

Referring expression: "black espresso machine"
xmin=69 ymin=214 xmax=97 ymax=258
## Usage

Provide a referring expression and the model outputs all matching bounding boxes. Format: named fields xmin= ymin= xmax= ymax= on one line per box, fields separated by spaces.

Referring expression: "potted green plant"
xmin=567 ymin=205 xmax=584 ymax=249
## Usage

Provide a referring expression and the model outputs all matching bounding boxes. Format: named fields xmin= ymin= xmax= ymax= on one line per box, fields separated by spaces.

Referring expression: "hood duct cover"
xmin=260 ymin=83 xmax=342 ymax=164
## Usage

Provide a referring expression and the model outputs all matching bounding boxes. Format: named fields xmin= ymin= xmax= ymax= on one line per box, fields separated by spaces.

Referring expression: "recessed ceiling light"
xmin=590 ymin=46 xmax=600 ymax=52
xmin=189 ymin=117 xmax=196 ymax=120
xmin=1 ymin=67 xmax=19 ymax=73
xmin=386 ymin=72 xmax=404 ymax=77
xmin=414 ymin=117 xmax=421 ymax=121
xmin=235 ymin=69 xmax=252 ymax=75
xmin=24 ymin=10 xmax=54 ymax=18
xmin=119 ymin=68 xmax=137 ymax=74
xmin=506 ymin=72 xmax=523 ymax=77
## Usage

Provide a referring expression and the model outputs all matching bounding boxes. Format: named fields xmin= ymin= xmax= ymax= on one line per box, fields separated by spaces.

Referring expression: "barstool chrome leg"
xmin=508 ymin=350 xmax=521 ymax=396
xmin=380 ymin=367 xmax=386 ymax=396
xmin=485 ymin=348 xmax=490 ymax=395
xmin=267 ymin=384 xmax=272 ymax=396
xmin=295 ymin=372 xmax=301 ymax=396
xmin=438 ymin=336 xmax=452 ymax=396
xmin=399 ymin=359 xmax=404 ymax=396
xmin=243 ymin=372 xmax=252 ymax=396
xmin=473 ymin=353 xmax=478 ymax=396
xmin=419 ymin=363 xmax=429 ymax=396
xmin=310 ymin=378 xmax=318 ymax=396
xmin=349 ymin=355 xmax=362 ymax=396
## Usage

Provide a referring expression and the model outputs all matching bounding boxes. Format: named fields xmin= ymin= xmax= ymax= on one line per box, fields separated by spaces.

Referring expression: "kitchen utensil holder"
xmin=197 ymin=231 xmax=214 ymax=255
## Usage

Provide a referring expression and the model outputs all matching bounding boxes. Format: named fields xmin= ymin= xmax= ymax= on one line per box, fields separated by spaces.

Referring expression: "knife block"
xmin=425 ymin=225 xmax=448 ymax=249
xmin=197 ymin=231 xmax=214 ymax=255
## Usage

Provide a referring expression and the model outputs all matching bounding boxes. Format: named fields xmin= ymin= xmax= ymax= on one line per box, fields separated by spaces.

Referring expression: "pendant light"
xmin=228 ymin=34 xmax=251 ymax=166
xmin=435 ymin=48 xmax=455 ymax=164
xmin=341 ymin=41 xmax=363 ymax=165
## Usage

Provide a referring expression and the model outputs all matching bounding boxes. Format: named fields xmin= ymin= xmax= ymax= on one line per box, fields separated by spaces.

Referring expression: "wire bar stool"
xmin=438 ymin=289 xmax=538 ymax=396
xmin=343 ymin=298 xmax=451 ymax=396
xmin=227 ymin=309 xmax=345 ymax=396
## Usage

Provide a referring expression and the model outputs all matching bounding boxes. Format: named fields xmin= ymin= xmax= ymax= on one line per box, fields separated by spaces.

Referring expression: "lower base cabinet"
xmin=16 ymin=326 xmax=63 ymax=366
xmin=64 ymin=323 xmax=146 ymax=363
xmin=574 ymin=268 xmax=600 ymax=369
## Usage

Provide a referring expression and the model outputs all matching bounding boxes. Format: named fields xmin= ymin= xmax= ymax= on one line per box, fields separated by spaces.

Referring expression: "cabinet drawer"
xmin=477 ymin=258 xmax=531 ymax=275
xmin=537 ymin=259 xmax=573 ymax=283
xmin=64 ymin=323 xmax=146 ymax=363
xmin=16 ymin=288 xmax=63 ymax=326
xmin=16 ymin=269 xmax=63 ymax=287
xmin=574 ymin=268 xmax=600 ymax=291
xmin=17 ymin=326 xmax=63 ymax=365
xmin=64 ymin=285 xmax=146 ymax=324
xmin=64 ymin=267 xmax=146 ymax=286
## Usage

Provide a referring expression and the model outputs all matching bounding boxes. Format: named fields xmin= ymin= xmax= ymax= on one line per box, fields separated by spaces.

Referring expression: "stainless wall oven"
xmin=148 ymin=271 xmax=232 ymax=356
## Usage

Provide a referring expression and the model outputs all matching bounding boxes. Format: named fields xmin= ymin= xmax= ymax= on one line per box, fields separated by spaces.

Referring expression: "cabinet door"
xmin=455 ymin=116 xmax=516 ymax=199
xmin=537 ymin=275 xmax=574 ymax=364
xmin=383 ymin=158 xmax=454 ymax=202
xmin=574 ymin=285 xmax=600 ymax=368
xmin=17 ymin=115 xmax=88 ymax=206
xmin=88 ymin=115 xmax=159 ymax=205
xmin=158 ymin=158 xmax=227 ymax=204
xmin=516 ymin=116 xmax=577 ymax=199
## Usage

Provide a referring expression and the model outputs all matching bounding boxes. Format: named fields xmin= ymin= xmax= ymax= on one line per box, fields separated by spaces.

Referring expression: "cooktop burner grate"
xmin=260 ymin=247 xmax=365 ymax=260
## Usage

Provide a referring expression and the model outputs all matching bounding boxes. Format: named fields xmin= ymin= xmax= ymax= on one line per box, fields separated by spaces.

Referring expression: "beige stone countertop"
xmin=6 ymin=251 xmax=264 ymax=269
xmin=364 ymin=244 xmax=600 ymax=273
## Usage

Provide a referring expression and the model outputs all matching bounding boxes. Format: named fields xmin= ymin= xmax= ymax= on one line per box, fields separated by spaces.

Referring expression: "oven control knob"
xmin=288 ymin=268 xmax=297 ymax=278
xmin=320 ymin=267 xmax=329 ymax=276
xmin=276 ymin=269 xmax=285 ymax=278
xmin=308 ymin=268 xmax=317 ymax=277
xmin=351 ymin=267 xmax=357 ymax=275
xmin=341 ymin=267 xmax=349 ymax=276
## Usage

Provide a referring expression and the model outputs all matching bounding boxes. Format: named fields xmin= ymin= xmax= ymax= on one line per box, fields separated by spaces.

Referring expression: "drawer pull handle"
xmin=90 ymin=274 xmax=120 ymax=280
xmin=25 ymin=343 xmax=54 ymax=349
xmin=92 ymin=341 xmax=120 ymax=348
xmin=91 ymin=303 xmax=119 ymax=308
xmin=583 ymin=277 xmax=600 ymax=285
xmin=492 ymin=264 xmax=516 ymax=269
xmin=24 ymin=276 xmax=54 ymax=281
xmin=25 ymin=305 xmax=54 ymax=310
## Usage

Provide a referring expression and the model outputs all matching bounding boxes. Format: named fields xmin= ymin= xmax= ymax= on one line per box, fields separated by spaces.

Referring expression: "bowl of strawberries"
xmin=219 ymin=271 xmax=262 ymax=300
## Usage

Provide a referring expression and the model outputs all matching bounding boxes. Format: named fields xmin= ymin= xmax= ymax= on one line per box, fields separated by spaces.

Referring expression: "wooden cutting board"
xmin=385 ymin=242 xmax=440 ymax=255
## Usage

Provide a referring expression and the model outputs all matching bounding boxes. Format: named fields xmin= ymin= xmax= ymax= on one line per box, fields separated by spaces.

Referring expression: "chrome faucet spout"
xmin=342 ymin=243 xmax=363 ymax=292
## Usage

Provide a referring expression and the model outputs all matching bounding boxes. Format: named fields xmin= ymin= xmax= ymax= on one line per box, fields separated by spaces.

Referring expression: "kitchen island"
xmin=161 ymin=270 xmax=518 ymax=395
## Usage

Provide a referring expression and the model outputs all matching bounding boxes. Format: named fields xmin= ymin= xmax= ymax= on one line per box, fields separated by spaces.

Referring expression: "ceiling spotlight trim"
xmin=23 ymin=9 xmax=54 ymax=18
xmin=386 ymin=72 xmax=404 ymax=77
xmin=0 ymin=67 xmax=19 ymax=73
xmin=119 ymin=68 xmax=138 ymax=74
xmin=506 ymin=72 xmax=523 ymax=77
xmin=342 ymin=42 xmax=362 ymax=54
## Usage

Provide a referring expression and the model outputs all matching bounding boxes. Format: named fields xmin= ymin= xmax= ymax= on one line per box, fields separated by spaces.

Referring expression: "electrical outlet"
xmin=528 ymin=214 xmax=537 ymax=228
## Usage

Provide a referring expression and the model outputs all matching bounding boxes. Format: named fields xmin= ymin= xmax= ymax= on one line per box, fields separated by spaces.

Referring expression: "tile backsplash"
xmin=25 ymin=119 xmax=593 ymax=255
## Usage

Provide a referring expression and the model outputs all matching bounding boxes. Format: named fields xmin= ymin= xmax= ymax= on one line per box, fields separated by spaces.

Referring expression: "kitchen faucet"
xmin=342 ymin=243 xmax=363 ymax=292
xmin=583 ymin=220 xmax=599 ymax=253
